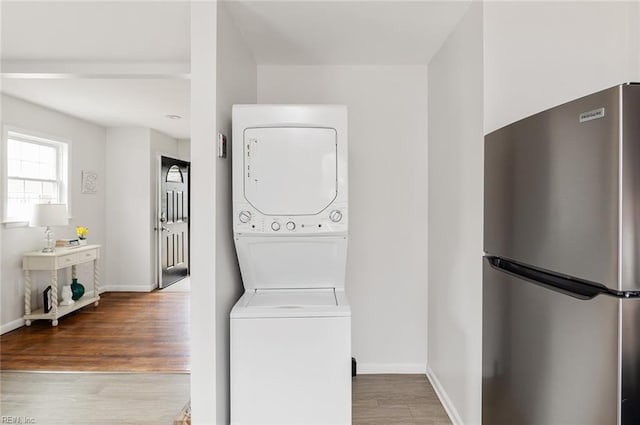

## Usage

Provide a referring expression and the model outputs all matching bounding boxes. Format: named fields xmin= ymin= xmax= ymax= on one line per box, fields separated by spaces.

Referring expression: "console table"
xmin=23 ymin=244 xmax=101 ymax=326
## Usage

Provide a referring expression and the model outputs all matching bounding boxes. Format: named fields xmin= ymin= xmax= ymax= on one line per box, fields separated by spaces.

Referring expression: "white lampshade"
xmin=30 ymin=203 xmax=69 ymax=227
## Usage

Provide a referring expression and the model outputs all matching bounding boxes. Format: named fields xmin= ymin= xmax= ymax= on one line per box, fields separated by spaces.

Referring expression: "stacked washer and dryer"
xmin=230 ymin=105 xmax=352 ymax=425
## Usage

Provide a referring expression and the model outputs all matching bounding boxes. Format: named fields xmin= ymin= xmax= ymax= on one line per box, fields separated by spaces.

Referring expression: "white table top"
xmin=23 ymin=244 xmax=101 ymax=257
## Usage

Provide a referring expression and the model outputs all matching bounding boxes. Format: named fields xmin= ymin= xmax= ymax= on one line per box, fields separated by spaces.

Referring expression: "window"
xmin=2 ymin=129 xmax=69 ymax=223
xmin=166 ymin=165 xmax=183 ymax=182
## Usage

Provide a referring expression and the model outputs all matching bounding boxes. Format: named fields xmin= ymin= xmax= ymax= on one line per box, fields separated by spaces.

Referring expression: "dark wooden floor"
xmin=0 ymin=291 xmax=190 ymax=372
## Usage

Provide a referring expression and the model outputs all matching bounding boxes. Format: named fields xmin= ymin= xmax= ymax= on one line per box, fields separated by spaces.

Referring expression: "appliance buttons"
xmin=271 ymin=222 xmax=281 ymax=231
xmin=239 ymin=211 xmax=251 ymax=223
xmin=329 ymin=210 xmax=343 ymax=222
xmin=286 ymin=221 xmax=296 ymax=231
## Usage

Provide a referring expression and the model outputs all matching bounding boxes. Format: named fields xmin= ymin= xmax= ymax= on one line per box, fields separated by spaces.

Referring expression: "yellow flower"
xmin=76 ymin=226 xmax=89 ymax=239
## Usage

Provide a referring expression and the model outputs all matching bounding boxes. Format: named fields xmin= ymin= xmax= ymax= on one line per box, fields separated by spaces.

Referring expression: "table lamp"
xmin=31 ymin=203 xmax=69 ymax=252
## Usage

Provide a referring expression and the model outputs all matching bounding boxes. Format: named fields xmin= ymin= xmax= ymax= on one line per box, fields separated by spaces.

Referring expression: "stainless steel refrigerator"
xmin=483 ymin=83 xmax=640 ymax=425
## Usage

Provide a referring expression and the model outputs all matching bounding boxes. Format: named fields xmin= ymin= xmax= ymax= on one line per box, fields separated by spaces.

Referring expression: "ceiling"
xmin=1 ymin=1 xmax=470 ymax=139
xmin=1 ymin=78 xmax=191 ymax=138
xmin=1 ymin=1 xmax=191 ymax=139
xmin=225 ymin=1 xmax=472 ymax=65
xmin=0 ymin=1 xmax=190 ymax=62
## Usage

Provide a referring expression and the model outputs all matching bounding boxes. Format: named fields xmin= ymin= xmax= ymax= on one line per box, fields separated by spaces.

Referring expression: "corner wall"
xmin=105 ymin=128 xmax=153 ymax=291
xmin=636 ymin=1 xmax=640 ymax=77
xmin=484 ymin=0 xmax=640 ymax=133
xmin=426 ymin=3 xmax=484 ymax=425
xmin=426 ymin=2 xmax=640 ymax=424
xmin=1 ymin=94 xmax=107 ymax=333
xmin=190 ymin=2 xmax=218 ymax=423
xmin=257 ymin=65 xmax=429 ymax=373
xmin=215 ymin=2 xmax=257 ymax=423
xmin=104 ymin=127 xmax=181 ymax=292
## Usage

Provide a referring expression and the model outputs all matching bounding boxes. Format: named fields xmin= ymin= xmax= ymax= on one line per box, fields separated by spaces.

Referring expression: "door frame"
xmin=156 ymin=153 xmax=191 ymax=289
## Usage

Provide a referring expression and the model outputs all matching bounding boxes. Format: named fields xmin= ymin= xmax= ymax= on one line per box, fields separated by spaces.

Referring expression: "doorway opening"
xmin=158 ymin=156 xmax=191 ymax=289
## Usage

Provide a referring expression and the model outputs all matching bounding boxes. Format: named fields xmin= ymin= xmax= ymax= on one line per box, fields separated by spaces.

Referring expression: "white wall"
xmin=636 ymin=1 xmax=640 ymax=77
xmin=177 ymin=138 xmax=191 ymax=161
xmin=426 ymin=2 xmax=640 ymax=424
xmin=190 ymin=2 xmax=218 ymax=423
xmin=484 ymin=0 xmax=640 ymax=133
xmin=1 ymin=94 xmax=106 ymax=333
xmin=105 ymin=127 xmax=181 ymax=291
xmin=215 ymin=3 xmax=257 ymax=422
xmin=258 ymin=65 xmax=428 ymax=373
xmin=105 ymin=128 xmax=152 ymax=291
xmin=427 ymin=3 xmax=484 ymax=425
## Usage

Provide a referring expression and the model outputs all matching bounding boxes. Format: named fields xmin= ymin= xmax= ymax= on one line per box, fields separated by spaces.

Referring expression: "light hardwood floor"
xmin=353 ymin=374 xmax=452 ymax=425
xmin=0 ymin=372 xmax=190 ymax=425
xmin=0 ymin=373 xmax=451 ymax=425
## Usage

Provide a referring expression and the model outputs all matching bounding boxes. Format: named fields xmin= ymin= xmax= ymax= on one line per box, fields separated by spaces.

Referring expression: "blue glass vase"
xmin=71 ymin=278 xmax=85 ymax=301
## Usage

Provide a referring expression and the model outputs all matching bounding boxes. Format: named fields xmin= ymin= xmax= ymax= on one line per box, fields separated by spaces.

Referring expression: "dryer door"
xmin=244 ymin=127 xmax=337 ymax=215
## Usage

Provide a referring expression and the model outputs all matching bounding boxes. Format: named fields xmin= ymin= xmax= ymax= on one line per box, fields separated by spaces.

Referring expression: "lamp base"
xmin=42 ymin=226 xmax=55 ymax=253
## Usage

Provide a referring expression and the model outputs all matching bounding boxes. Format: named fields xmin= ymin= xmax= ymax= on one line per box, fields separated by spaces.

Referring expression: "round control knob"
xmin=271 ymin=221 xmax=281 ymax=231
xmin=238 ymin=210 xmax=251 ymax=223
xmin=329 ymin=209 xmax=343 ymax=223
xmin=286 ymin=221 xmax=296 ymax=231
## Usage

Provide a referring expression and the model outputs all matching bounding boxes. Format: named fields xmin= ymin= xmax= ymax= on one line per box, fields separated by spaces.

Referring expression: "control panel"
xmin=234 ymin=203 xmax=348 ymax=235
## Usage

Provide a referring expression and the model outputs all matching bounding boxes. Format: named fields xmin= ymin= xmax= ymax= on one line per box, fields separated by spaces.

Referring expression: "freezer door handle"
xmin=485 ymin=256 xmax=640 ymax=300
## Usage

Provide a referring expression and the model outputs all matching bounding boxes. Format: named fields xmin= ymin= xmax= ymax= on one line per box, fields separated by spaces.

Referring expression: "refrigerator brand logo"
xmin=579 ymin=107 xmax=606 ymax=123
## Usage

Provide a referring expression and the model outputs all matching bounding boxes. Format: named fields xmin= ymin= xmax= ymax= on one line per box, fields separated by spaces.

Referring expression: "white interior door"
xmin=159 ymin=156 xmax=190 ymax=288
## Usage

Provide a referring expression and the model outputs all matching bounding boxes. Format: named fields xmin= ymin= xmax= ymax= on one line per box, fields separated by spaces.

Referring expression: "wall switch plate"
xmin=217 ymin=133 xmax=227 ymax=158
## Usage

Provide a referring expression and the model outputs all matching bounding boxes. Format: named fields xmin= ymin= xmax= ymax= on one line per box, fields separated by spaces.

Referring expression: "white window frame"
xmin=1 ymin=126 xmax=71 ymax=225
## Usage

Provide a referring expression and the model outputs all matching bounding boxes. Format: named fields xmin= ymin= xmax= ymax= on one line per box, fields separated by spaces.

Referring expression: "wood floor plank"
xmin=1 ymin=292 xmax=190 ymax=372
xmin=352 ymin=374 xmax=452 ymax=425
xmin=2 ymin=291 xmax=452 ymax=424
xmin=2 ymin=372 xmax=451 ymax=424
xmin=0 ymin=372 xmax=190 ymax=425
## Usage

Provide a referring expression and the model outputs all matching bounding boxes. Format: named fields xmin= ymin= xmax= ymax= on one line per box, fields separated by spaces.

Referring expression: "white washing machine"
xmin=230 ymin=105 xmax=351 ymax=425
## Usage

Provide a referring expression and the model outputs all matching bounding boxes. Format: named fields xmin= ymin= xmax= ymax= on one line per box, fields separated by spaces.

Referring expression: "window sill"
xmin=2 ymin=220 xmax=30 ymax=228
xmin=2 ymin=218 xmax=73 ymax=228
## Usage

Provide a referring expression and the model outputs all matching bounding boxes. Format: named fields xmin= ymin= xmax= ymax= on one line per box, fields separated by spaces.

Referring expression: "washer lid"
xmin=247 ymin=288 xmax=337 ymax=308
xmin=231 ymin=289 xmax=351 ymax=319
xmin=244 ymin=127 xmax=337 ymax=216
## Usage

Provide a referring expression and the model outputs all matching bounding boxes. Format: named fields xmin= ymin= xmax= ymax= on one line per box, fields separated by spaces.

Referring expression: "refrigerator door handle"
xmin=485 ymin=256 xmax=640 ymax=300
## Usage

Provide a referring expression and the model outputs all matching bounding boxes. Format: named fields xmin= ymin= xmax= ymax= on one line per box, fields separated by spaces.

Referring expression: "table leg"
xmin=94 ymin=258 xmax=100 ymax=306
xmin=72 ymin=264 xmax=77 ymax=280
xmin=24 ymin=270 xmax=32 ymax=326
xmin=51 ymin=270 xmax=59 ymax=326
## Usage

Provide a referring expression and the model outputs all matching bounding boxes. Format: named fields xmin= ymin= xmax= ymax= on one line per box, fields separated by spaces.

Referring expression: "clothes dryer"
xmin=230 ymin=105 xmax=351 ymax=425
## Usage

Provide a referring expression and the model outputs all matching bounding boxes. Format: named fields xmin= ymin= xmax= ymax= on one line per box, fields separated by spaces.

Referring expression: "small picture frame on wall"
xmin=43 ymin=286 xmax=52 ymax=313
xmin=81 ymin=170 xmax=98 ymax=194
